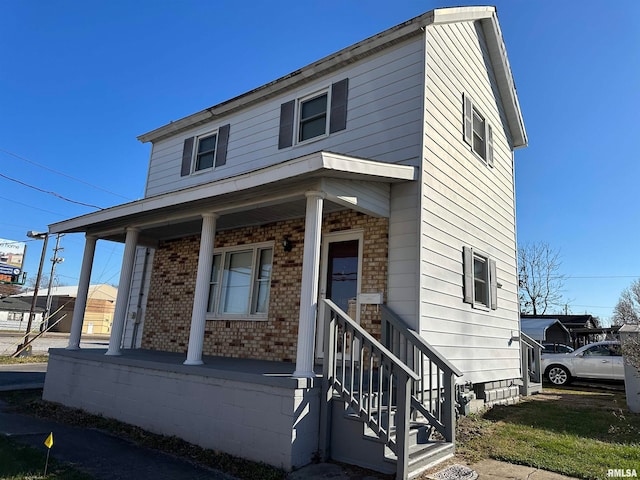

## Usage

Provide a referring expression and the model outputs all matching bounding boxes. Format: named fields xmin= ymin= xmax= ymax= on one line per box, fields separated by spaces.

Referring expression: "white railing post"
xmin=319 ymin=308 xmax=336 ymax=461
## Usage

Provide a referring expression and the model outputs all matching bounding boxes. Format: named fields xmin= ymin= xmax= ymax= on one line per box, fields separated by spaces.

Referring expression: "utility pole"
xmin=43 ymin=234 xmax=64 ymax=331
xmin=17 ymin=231 xmax=48 ymax=356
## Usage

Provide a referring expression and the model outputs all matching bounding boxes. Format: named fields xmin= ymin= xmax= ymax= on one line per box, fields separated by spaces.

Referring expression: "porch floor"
xmin=48 ymin=347 xmax=322 ymax=389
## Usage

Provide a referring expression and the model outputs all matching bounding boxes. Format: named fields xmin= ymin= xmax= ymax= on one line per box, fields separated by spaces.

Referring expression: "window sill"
xmin=206 ymin=315 xmax=269 ymax=322
xmin=471 ymin=303 xmax=491 ymax=312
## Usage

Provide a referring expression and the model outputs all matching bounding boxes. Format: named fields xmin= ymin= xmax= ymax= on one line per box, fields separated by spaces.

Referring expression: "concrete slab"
xmin=469 ymin=459 xmax=578 ymax=480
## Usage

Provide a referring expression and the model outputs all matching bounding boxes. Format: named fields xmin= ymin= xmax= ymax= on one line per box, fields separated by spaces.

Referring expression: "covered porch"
xmin=42 ymin=151 xmax=417 ymax=473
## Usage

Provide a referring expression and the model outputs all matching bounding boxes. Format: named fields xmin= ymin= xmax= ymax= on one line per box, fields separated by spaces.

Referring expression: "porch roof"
xmin=48 ymin=152 xmax=416 ymax=243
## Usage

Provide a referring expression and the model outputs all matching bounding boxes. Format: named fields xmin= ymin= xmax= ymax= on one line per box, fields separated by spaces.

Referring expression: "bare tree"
xmin=612 ymin=279 xmax=640 ymax=325
xmin=518 ymin=242 xmax=566 ymax=315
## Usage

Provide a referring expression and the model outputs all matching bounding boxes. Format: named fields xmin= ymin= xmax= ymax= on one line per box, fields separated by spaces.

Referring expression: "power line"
xmin=0 ymin=172 xmax=103 ymax=209
xmin=0 ymin=194 xmax=66 ymax=217
xmin=0 ymin=147 xmax=133 ymax=201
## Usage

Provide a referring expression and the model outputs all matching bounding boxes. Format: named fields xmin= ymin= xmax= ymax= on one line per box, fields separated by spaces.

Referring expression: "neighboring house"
xmin=43 ymin=7 xmax=528 ymax=479
xmin=0 ymin=296 xmax=43 ymax=332
xmin=14 ymin=284 xmax=117 ymax=334
xmin=520 ymin=317 xmax=572 ymax=345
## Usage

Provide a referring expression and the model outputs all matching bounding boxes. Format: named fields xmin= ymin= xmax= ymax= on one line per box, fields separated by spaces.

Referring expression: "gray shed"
xmin=520 ymin=317 xmax=571 ymax=344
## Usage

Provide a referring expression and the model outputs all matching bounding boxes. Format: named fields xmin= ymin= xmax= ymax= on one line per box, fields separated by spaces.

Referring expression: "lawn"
xmin=456 ymin=385 xmax=640 ymax=480
xmin=0 ymin=434 xmax=91 ymax=480
xmin=0 ymin=355 xmax=49 ymax=365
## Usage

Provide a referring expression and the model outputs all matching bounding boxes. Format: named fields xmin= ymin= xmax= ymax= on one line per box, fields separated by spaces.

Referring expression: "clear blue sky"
xmin=1 ymin=1 xmax=638 ymax=324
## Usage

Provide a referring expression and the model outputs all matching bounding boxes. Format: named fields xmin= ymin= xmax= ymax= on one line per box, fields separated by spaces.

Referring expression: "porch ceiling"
xmin=49 ymin=152 xmax=416 ymax=244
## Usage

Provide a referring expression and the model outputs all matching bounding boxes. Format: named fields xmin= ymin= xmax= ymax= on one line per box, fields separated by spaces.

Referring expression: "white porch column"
xmin=67 ymin=234 xmax=97 ymax=350
xmin=293 ymin=191 xmax=325 ymax=378
xmin=184 ymin=212 xmax=218 ymax=365
xmin=106 ymin=227 xmax=139 ymax=356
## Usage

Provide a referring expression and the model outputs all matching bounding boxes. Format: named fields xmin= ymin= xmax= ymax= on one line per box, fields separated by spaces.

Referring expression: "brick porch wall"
xmin=142 ymin=210 xmax=388 ymax=362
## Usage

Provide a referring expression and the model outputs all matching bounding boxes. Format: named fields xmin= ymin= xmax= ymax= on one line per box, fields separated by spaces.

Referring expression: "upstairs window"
xmin=180 ymin=124 xmax=231 ymax=177
xmin=299 ymin=92 xmax=328 ymax=142
xmin=278 ymin=78 xmax=349 ymax=149
xmin=463 ymin=93 xmax=494 ymax=166
xmin=463 ymin=246 xmax=498 ymax=310
xmin=195 ymin=133 xmax=217 ymax=171
xmin=207 ymin=243 xmax=273 ymax=319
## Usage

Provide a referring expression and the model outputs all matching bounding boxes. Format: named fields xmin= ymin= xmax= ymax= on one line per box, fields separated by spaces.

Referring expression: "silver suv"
xmin=541 ymin=341 xmax=624 ymax=386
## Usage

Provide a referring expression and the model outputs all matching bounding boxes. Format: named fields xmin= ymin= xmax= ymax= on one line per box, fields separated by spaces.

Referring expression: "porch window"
xmin=207 ymin=243 xmax=273 ymax=318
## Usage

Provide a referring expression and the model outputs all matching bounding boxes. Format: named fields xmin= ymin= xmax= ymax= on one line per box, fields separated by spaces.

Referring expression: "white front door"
xmin=315 ymin=230 xmax=363 ymax=360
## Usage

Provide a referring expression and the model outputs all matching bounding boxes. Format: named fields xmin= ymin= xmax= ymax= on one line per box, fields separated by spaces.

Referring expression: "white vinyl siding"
xmin=144 ymin=39 xmax=425 ymax=197
xmin=420 ymin=21 xmax=519 ymax=384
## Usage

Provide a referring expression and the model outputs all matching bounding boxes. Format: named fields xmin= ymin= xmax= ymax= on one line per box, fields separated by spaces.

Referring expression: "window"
xmin=195 ymin=133 xmax=217 ymax=171
xmin=472 ymin=109 xmax=486 ymax=159
xmin=473 ymin=254 xmax=489 ymax=306
xmin=180 ymin=124 xmax=231 ymax=177
xmin=206 ymin=244 xmax=273 ymax=318
xmin=7 ymin=311 xmax=23 ymax=322
xmin=278 ymin=78 xmax=349 ymax=149
xmin=463 ymin=246 xmax=497 ymax=310
xmin=463 ymin=93 xmax=493 ymax=166
xmin=298 ymin=92 xmax=328 ymax=142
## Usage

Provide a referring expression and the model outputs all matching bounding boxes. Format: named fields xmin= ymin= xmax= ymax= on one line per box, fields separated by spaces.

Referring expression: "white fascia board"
xmin=49 ymin=153 xmax=415 ymax=234
xmin=431 ymin=6 xmax=494 ymax=24
xmin=481 ymin=13 xmax=528 ymax=148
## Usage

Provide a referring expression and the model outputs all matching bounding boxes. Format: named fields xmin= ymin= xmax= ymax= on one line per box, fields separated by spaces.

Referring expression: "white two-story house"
xmin=44 ymin=6 xmax=528 ymax=479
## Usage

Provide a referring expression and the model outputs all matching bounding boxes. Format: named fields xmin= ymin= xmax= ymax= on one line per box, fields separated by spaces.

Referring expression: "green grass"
xmin=457 ymin=386 xmax=640 ymax=480
xmin=0 ymin=435 xmax=92 ymax=480
xmin=0 ymin=355 xmax=49 ymax=365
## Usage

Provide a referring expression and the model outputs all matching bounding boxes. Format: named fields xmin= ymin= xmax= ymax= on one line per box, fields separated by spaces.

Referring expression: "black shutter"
xmin=181 ymin=137 xmax=195 ymax=176
xmin=278 ymin=100 xmax=295 ymax=149
xmin=329 ymin=78 xmax=349 ymax=133
xmin=215 ymin=124 xmax=230 ymax=167
xmin=463 ymin=94 xmax=473 ymax=146
xmin=463 ymin=246 xmax=474 ymax=304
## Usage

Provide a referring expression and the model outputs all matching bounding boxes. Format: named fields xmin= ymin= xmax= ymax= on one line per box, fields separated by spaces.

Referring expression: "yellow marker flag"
xmin=44 ymin=432 xmax=53 ymax=449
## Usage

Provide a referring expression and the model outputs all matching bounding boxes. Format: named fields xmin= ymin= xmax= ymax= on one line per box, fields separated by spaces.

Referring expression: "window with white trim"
xmin=180 ymin=124 xmax=230 ymax=177
xmin=195 ymin=133 xmax=217 ymax=172
xmin=463 ymin=246 xmax=497 ymax=310
xmin=298 ymin=91 xmax=329 ymax=142
xmin=463 ymin=93 xmax=494 ymax=166
xmin=206 ymin=243 xmax=273 ymax=318
xmin=277 ymin=78 xmax=349 ymax=149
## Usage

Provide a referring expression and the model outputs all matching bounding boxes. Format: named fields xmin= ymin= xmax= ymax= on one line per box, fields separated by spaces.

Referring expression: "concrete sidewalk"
xmin=288 ymin=460 xmax=579 ymax=480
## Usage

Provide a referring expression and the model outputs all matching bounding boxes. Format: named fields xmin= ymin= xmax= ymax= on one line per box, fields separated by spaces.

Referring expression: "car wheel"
xmin=546 ymin=365 xmax=571 ymax=386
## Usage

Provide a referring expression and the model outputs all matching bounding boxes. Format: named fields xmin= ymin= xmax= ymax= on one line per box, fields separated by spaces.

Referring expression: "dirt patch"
xmin=524 ymin=385 xmax=627 ymax=410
